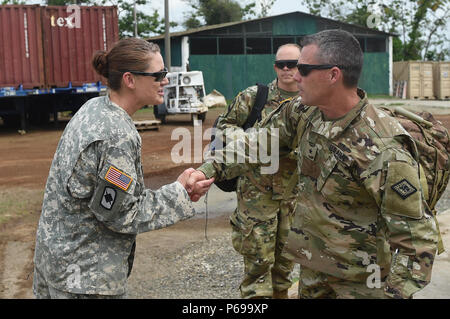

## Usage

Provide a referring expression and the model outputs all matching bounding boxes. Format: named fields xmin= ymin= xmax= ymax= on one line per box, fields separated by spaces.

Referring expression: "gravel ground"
xmin=127 ymin=184 xmax=450 ymax=299
xmin=128 ymin=231 xmax=244 ymax=299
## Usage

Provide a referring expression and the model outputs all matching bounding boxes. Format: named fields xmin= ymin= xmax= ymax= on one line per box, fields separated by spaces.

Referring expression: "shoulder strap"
xmin=243 ymin=83 xmax=268 ymax=130
xmin=282 ymin=106 xmax=317 ymax=200
xmin=291 ymin=106 xmax=317 ymax=150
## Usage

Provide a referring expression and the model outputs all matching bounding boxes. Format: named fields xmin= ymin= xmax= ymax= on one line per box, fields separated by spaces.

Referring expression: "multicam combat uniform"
xmin=214 ymin=79 xmax=298 ymax=299
xmin=33 ymin=94 xmax=197 ymax=298
xmin=199 ymin=89 xmax=438 ymax=299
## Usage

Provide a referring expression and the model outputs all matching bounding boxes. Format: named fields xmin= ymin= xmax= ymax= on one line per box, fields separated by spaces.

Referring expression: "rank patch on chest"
xmin=101 ymin=187 xmax=116 ymax=210
xmin=391 ymin=179 xmax=417 ymax=199
xmin=306 ymin=143 xmax=318 ymax=161
xmin=105 ymin=166 xmax=133 ymax=191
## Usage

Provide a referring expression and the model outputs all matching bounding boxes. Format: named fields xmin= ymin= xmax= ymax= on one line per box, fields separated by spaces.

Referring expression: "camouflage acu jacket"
xmin=215 ymin=79 xmax=298 ymax=199
xmin=199 ymin=89 xmax=438 ymax=298
xmin=33 ymin=94 xmax=196 ymax=295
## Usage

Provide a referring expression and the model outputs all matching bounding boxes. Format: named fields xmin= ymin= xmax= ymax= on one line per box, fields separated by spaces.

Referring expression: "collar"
xmin=310 ymin=88 xmax=368 ymax=140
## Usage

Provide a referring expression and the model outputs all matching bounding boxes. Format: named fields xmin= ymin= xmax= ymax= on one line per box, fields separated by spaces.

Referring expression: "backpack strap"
xmin=282 ymin=106 xmax=318 ymax=200
xmin=242 ymin=83 xmax=269 ymax=130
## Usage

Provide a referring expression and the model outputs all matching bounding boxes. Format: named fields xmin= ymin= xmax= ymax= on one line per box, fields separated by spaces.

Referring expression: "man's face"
xmin=274 ymin=46 xmax=301 ymax=88
xmin=293 ymin=44 xmax=329 ymax=106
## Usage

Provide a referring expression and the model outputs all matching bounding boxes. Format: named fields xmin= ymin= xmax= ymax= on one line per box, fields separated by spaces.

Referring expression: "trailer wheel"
xmin=198 ymin=112 xmax=206 ymax=122
xmin=153 ymin=105 xmax=166 ymax=124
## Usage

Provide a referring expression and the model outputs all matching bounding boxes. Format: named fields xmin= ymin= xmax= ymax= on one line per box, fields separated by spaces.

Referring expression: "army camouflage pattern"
xmin=198 ymin=88 xmax=438 ymax=299
xmin=216 ymin=79 xmax=298 ymax=298
xmin=33 ymin=94 xmax=196 ymax=296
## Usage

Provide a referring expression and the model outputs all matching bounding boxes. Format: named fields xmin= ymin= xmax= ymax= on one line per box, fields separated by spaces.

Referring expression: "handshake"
xmin=177 ymin=168 xmax=215 ymax=202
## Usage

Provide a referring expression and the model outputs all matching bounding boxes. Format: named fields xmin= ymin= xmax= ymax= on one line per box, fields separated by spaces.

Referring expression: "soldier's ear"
xmin=329 ymin=67 xmax=340 ymax=84
xmin=122 ymin=72 xmax=136 ymax=89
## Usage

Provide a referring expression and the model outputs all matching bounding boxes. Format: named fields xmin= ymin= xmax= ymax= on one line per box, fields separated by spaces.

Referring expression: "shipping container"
xmin=433 ymin=61 xmax=450 ymax=100
xmin=0 ymin=4 xmax=118 ymax=131
xmin=0 ymin=4 xmax=118 ymax=89
xmin=393 ymin=61 xmax=434 ymax=99
xmin=0 ymin=5 xmax=45 ymax=89
xmin=41 ymin=5 xmax=119 ymax=87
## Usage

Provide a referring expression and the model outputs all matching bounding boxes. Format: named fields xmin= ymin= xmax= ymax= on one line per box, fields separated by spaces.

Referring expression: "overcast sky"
xmin=140 ymin=0 xmax=308 ymax=31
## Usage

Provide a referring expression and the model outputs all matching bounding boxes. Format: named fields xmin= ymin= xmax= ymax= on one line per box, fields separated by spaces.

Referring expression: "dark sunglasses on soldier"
xmin=274 ymin=60 xmax=298 ymax=69
xmin=296 ymin=64 xmax=345 ymax=77
xmin=120 ymin=67 xmax=168 ymax=82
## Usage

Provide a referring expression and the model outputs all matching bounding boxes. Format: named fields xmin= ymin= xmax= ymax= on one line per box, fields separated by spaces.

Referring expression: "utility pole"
xmin=164 ymin=0 xmax=171 ymax=71
xmin=134 ymin=1 xmax=138 ymax=37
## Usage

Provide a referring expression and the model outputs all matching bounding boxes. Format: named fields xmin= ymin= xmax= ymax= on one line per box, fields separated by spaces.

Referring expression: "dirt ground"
xmin=1 ymin=104 xmax=450 ymax=299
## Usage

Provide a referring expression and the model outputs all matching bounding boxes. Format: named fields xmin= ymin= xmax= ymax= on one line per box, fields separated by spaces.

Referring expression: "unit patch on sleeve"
xmin=104 ymin=166 xmax=133 ymax=191
xmin=391 ymin=178 xmax=417 ymax=200
xmin=101 ymin=187 xmax=117 ymax=210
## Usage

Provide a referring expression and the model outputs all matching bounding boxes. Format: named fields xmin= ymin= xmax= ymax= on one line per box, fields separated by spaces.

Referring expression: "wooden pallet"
xmin=134 ymin=120 xmax=160 ymax=131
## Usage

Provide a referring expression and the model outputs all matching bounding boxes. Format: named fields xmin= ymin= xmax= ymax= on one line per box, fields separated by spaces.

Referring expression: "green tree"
xmin=98 ymin=0 xmax=177 ymax=38
xmin=299 ymin=0 xmax=450 ymax=61
xmin=182 ymin=0 xmax=256 ymax=29
xmin=1 ymin=0 xmax=25 ymax=4
xmin=45 ymin=0 xmax=93 ymax=4
xmin=258 ymin=0 xmax=276 ymax=18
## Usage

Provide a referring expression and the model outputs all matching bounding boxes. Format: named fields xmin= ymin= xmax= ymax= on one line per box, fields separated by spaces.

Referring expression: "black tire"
xmin=198 ymin=112 xmax=207 ymax=122
xmin=1 ymin=114 xmax=21 ymax=128
xmin=153 ymin=105 xmax=166 ymax=124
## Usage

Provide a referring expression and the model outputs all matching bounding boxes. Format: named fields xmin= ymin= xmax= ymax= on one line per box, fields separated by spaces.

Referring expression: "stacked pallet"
xmin=134 ymin=120 xmax=161 ymax=131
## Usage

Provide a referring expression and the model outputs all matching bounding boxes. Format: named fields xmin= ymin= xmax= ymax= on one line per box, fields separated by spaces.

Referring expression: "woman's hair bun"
xmin=92 ymin=50 xmax=109 ymax=78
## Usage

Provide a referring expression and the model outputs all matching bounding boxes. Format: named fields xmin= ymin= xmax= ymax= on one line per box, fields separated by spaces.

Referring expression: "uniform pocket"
xmin=316 ymin=155 xmax=338 ymax=191
xmin=230 ymin=212 xmax=277 ymax=258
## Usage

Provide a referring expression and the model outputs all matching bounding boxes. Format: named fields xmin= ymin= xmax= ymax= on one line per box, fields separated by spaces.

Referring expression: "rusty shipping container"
xmin=0 ymin=5 xmax=45 ymax=89
xmin=0 ymin=4 xmax=118 ymax=89
xmin=41 ymin=5 xmax=119 ymax=87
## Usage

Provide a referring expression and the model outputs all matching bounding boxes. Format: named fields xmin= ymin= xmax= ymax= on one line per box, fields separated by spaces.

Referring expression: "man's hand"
xmin=177 ymin=168 xmax=214 ymax=202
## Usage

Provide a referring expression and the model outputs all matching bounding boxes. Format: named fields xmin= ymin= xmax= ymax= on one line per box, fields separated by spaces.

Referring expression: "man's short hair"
xmin=300 ymin=30 xmax=363 ymax=88
xmin=275 ymin=43 xmax=301 ymax=60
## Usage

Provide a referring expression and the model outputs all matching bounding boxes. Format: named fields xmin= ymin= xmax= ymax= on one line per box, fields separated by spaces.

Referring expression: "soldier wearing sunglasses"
xmin=211 ymin=43 xmax=300 ymax=299
xmin=192 ymin=30 xmax=437 ymax=299
xmin=33 ymin=38 xmax=214 ymax=299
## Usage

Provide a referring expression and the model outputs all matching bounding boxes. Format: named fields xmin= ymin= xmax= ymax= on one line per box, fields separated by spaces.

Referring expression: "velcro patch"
xmin=104 ymin=166 xmax=133 ymax=191
xmin=391 ymin=179 xmax=417 ymax=199
xmin=101 ymin=187 xmax=116 ymax=210
xmin=383 ymin=161 xmax=423 ymax=219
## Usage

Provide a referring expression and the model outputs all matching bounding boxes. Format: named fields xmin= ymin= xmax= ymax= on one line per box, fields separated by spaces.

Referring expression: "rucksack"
xmin=210 ymin=83 xmax=269 ymax=192
xmin=380 ymin=106 xmax=450 ymax=254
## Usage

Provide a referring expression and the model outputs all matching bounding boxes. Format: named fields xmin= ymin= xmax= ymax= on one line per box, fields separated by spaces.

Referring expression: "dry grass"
xmin=0 ymin=188 xmax=43 ymax=224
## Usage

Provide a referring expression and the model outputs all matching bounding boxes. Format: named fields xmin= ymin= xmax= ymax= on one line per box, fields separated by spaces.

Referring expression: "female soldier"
xmin=33 ymin=38 xmax=213 ymax=299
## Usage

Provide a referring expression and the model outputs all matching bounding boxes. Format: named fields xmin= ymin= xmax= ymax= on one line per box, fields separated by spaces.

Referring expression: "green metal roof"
xmin=146 ymin=11 xmax=396 ymax=41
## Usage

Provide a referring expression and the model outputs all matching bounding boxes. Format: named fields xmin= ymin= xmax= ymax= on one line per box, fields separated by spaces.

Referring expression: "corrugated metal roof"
xmin=146 ymin=11 xmax=396 ymax=41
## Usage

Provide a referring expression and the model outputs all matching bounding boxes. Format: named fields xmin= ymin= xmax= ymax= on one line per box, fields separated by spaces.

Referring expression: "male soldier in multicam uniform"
xmin=190 ymin=30 xmax=438 ymax=298
xmin=216 ymin=44 xmax=300 ymax=299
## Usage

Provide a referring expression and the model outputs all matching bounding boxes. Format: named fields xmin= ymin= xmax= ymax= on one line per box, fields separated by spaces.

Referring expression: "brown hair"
xmin=92 ymin=38 xmax=161 ymax=91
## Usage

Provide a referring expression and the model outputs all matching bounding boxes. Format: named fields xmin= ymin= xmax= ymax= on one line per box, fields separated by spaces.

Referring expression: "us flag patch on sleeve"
xmin=105 ymin=166 xmax=133 ymax=191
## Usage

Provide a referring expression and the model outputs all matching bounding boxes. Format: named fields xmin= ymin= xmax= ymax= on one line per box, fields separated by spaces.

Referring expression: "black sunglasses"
xmin=296 ymin=64 xmax=345 ymax=76
xmin=275 ymin=60 xmax=298 ymax=69
xmin=120 ymin=68 xmax=168 ymax=81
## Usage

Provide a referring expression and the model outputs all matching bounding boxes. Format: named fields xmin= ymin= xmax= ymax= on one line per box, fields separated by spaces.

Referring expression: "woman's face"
xmin=135 ymin=52 xmax=169 ymax=106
